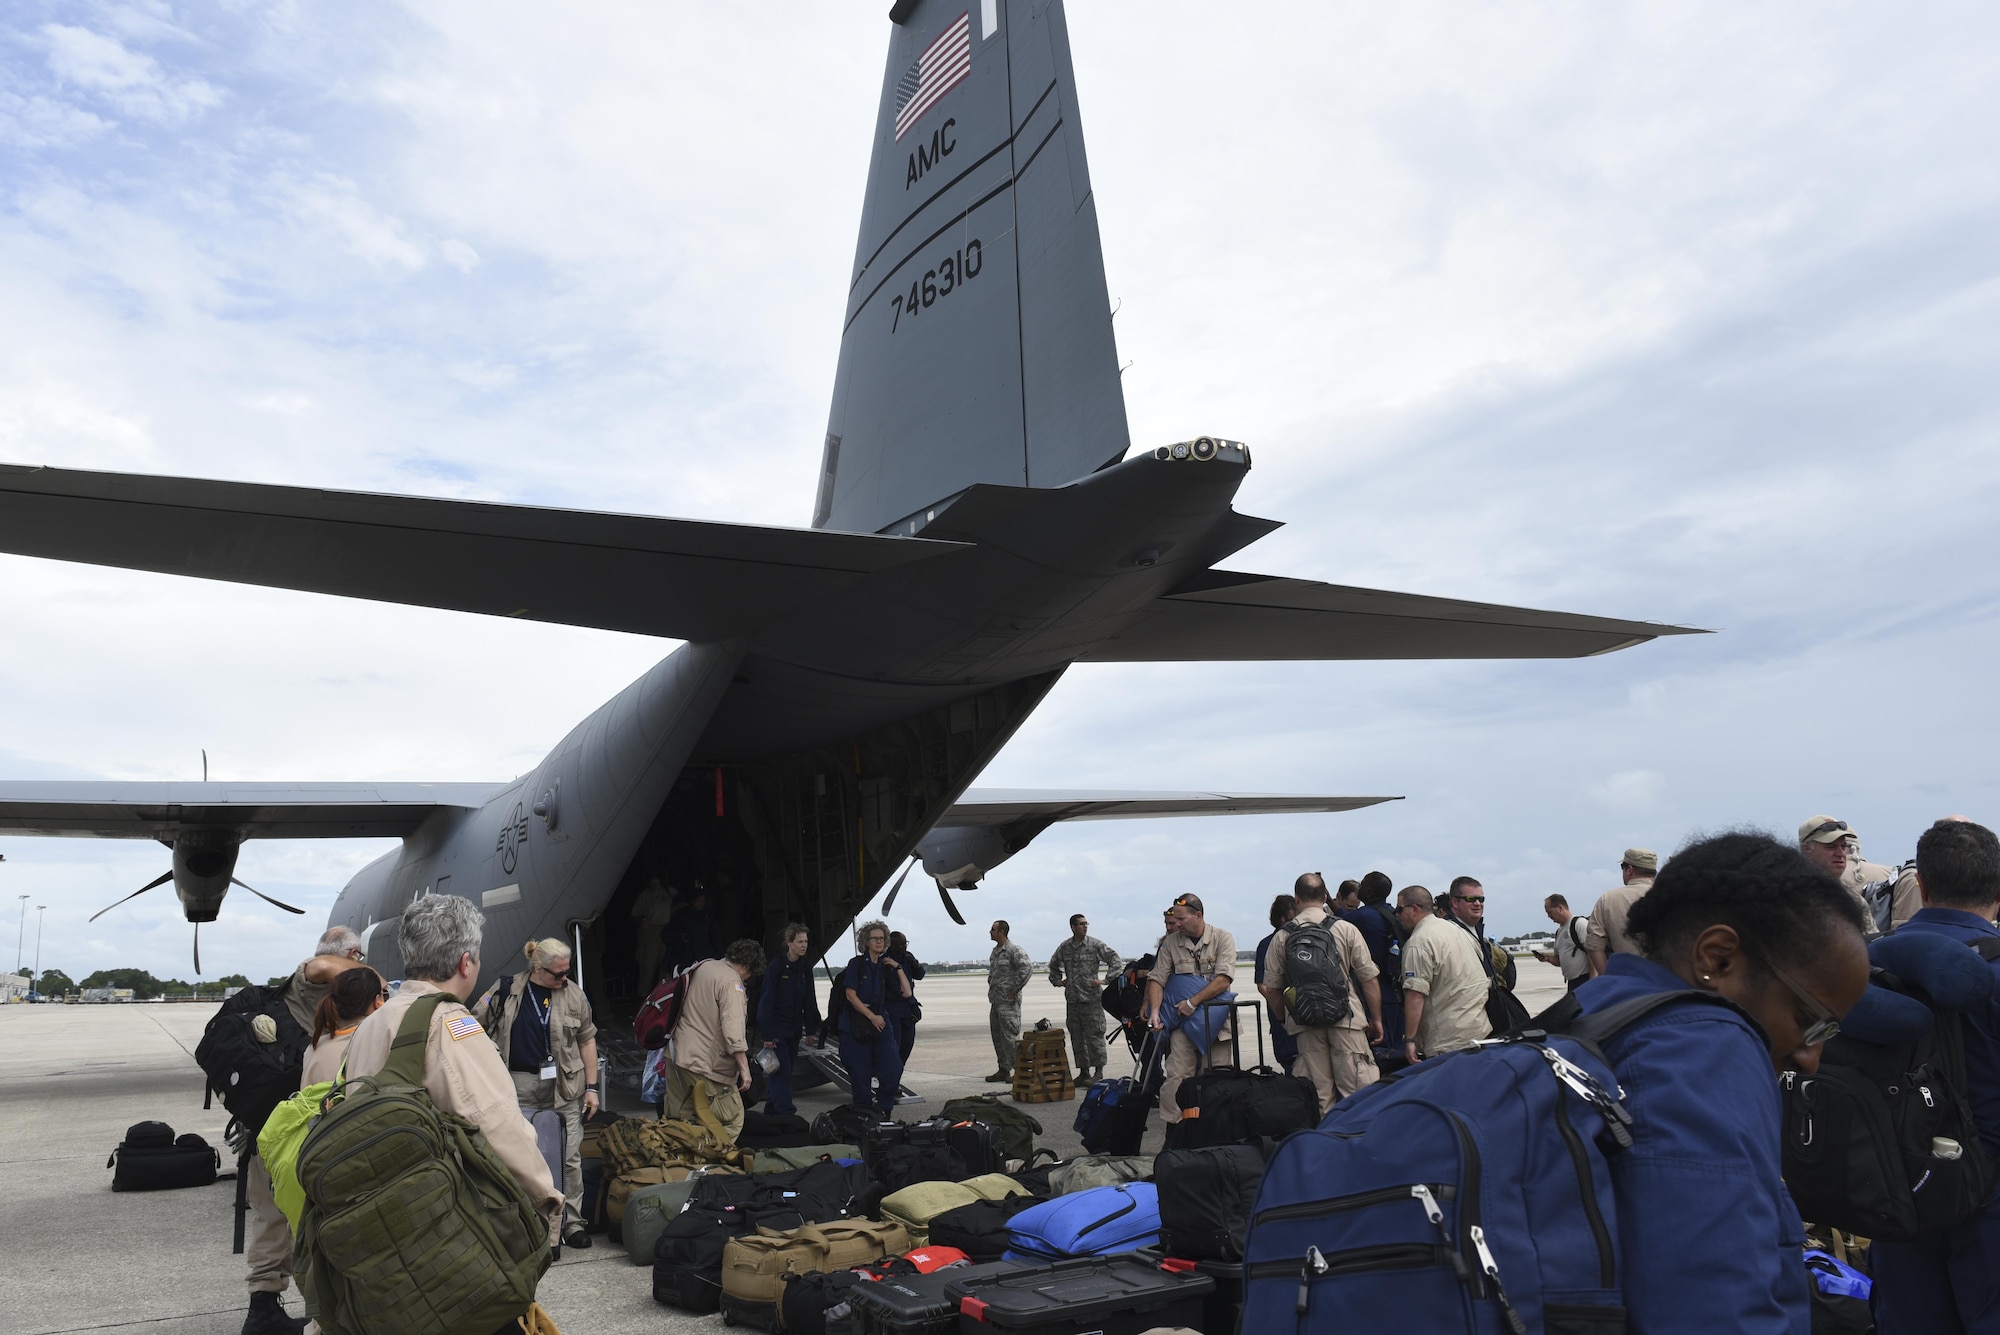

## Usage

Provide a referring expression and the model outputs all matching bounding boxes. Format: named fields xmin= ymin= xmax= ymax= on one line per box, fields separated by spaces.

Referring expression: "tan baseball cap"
xmin=1620 ymin=848 xmax=1658 ymax=872
xmin=1798 ymin=816 xmax=1853 ymax=846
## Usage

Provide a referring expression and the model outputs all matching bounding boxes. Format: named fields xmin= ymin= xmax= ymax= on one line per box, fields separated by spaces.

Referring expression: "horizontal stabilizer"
xmin=937 ymin=788 xmax=1399 ymax=827
xmin=0 ymin=780 xmax=503 ymax=839
xmin=1081 ymin=569 xmax=1705 ymax=662
xmin=0 ymin=466 xmax=962 ymax=641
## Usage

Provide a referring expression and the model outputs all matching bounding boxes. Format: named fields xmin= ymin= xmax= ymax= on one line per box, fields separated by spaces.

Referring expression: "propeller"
xmin=232 ymin=877 xmax=306 ymax=915
xmin=881 ymin=856 xmax=919 ymax=915
xmin=88 ymin=870 xmax=175 ymax=923
xmin=193 ymin=921 xmax=201 ymax=976
xmin=938 ymin=881 xmax=966 ymax=926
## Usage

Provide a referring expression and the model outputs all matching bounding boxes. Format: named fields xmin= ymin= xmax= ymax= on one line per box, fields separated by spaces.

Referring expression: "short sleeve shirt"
xmin=1584 ymin=878 xmax=1654 ymax=957
xmin=1402 ymin=914 xmax=1490 ymax=1055
xmin=1154 ymin=923 xmax=1238 ymax=985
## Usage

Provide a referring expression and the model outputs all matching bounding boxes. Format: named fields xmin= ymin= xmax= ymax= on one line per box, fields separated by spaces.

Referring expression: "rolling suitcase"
xmin=1163 ymin=1000 xmax=1316 ymax=1150
xmin=946 ymin=1254 xmax=1213 ymax=1335
xmin=522 ymin=1106 xmax=564 ymax=1200
xmin=1075 ymin=1032 xmax=1162 ymax=1156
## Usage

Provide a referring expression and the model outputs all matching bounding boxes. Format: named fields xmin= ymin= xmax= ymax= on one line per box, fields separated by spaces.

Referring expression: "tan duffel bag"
xmin=720 ymin=1218 xmax=911 ymax=1307
xmin=960 ymin=1173 xmax=1029 ymax=1202
xmin=880 ymin=1180 xmax=982 ymax=1247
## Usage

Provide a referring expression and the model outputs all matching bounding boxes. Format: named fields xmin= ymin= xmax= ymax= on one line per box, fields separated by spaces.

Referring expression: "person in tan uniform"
xmin=1398 ymin=886 xmax=1489 ymax=1060
xmin=1265 ymin=873 xmax=1382 ymax=1113
xmin=664 ymin=939 xmax=765 ymax=1143
xmin=341 ymin=895 xmax=563 ymax=1251
xmin=475 ymin=937 xmax=600 ymax=1249
xmin=241 ymin=927 xmax=370 ymax=1335
xmin=1585 ymin=848 xmax=1658 ymax=976
xmin=1143 ymin=894 xmax=1238 ymax=1122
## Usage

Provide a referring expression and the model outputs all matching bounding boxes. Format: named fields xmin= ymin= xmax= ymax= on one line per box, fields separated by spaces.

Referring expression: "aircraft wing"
xmin=0 ymin=466 xmax=964 ymax=642
xmin=1079 ymin=569 xmax=1706 ymax=661
xmin=938 ymin=789 xmax=1400 ymax=827
xmin=0 ymin=781 xmax=504 ymax=839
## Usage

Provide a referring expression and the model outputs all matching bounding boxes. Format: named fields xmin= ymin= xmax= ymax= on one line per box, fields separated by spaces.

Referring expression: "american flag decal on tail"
xmin=894 ymin=11 xmax=972 ymax=141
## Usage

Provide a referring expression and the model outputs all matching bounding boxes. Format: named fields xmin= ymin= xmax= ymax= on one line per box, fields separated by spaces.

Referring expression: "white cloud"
xmin=40 ymin=23 xmax=222 ymax=124
xmin=1588 ymin=770 xmax=1668 ymax=814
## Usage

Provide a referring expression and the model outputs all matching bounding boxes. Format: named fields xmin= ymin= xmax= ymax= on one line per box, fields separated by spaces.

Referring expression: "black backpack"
xmin=107 ymin=1121 xmax=220 ymax=1192
xmin=1279 ymin=919 xmax=1352 ymax=1027
xmin=1155 ymin=1143 xmax=1267 ymax=1261
xmin=812 ymin=1103 xmax=899 ymax=1147
xmin=1781 ymin=939 xmax=2000 ymax=1241
xmin=193 ymin=981 xmax=309 ymax=1136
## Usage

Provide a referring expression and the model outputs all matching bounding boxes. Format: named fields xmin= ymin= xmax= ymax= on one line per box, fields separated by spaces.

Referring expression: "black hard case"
xmin=947 ymin=1254 xmax=1214 ymax=1335
xmin=848 ymin=1262 xmax=1032 ymax=1335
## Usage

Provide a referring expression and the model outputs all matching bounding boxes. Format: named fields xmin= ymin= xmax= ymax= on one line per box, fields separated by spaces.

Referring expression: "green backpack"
xmin=256 ymin=1078 xmax=336 ymax=1230
xmin=293 ymin=993 xmax=551 ymax=1335
xmin=939 ymin=1094 xmax=1042 ymax=1162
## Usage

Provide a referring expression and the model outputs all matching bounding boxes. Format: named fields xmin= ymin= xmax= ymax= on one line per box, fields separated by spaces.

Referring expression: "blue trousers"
xmin=840 ymin=1026 xmax=903 ymax=1114
xmin=1874 ymin=1190 xmax=2000 ymax=1334
xmin=763 ymin=1038 xmax=798 ymax=1116
xmin=895 ymin=1014 xmax=919 ymax=1064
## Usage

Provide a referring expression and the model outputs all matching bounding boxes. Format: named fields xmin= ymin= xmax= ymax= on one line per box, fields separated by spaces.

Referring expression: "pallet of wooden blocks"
xmin=1011 ymin=1027 xmax=1075 ymax=1103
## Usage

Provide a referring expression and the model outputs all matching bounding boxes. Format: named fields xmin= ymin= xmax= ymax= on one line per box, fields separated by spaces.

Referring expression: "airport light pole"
xmin=14 ymin=890 xmax=26 ymax=975
xmin=34 ymin=906 xmax=46 ymax=980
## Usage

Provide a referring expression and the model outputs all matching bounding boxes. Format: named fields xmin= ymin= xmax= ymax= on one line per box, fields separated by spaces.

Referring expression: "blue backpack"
xmin=1006 ymin=1183 xmax=1161 ymax=1261
xmin=1241 ymin=992 xmax=1728 ymax=1333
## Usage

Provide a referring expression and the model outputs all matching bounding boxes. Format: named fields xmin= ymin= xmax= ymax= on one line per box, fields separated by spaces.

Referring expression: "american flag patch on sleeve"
xmin=445 ymin=1013 xmax=483 ymax=1041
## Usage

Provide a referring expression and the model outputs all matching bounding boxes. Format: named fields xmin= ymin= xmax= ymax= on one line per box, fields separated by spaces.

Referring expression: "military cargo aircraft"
xmin=0 ymin=0 xmax=1695 ymax=995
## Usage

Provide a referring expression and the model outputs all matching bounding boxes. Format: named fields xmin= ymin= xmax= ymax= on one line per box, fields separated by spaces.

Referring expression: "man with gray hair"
xmin=238 ymin=925 xmax=370 ymax=1335
xmin=341 ymin=896 xmax=562 ymax=1256
xmin=476 ymin=936 xmax=600 ymax=1249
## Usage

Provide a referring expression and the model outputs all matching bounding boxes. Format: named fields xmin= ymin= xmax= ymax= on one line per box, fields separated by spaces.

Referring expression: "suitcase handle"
xmin=1192 ymin=997 xmax=1270 ymax=1074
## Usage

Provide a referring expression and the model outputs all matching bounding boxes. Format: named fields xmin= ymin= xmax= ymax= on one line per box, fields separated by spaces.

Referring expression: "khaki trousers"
xmin=510 ymin=1071 xmax=585 ymax=1231
xmin=990 ymin=1000 xmax=1022 ymax=1074
xmin=1292 ymin=1025 xmax=1379 ymax=1117
xmin=663 ymin=1059 xmax=745 ymax=1144
xmin=244 ymin=1153 xmax=292 ymax=1294
xmin=1158 ymin=1026 xmax=1234 ymax=1122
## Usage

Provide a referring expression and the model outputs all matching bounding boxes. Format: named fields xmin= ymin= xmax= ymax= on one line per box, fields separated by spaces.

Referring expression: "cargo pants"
xmin=1292 ymin=1025 xmax=1379 ymax=1117
xmin=1159 ymin=1025 xmax=1234 ymax=1122
xmin=990 ymin=999 xmax=1022 ymax=1074
xmin=662 ymin=1059 xmax=746 ymax=1144
xmin=244 ymin=1153 xmax=292 ymax=1294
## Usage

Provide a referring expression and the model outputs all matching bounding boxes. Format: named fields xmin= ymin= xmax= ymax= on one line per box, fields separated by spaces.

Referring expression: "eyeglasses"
xmin=1806 ymin=820 xmax=1850 ymax=840
xmin=1764 ymin=958 xmax=1841 ymax=1048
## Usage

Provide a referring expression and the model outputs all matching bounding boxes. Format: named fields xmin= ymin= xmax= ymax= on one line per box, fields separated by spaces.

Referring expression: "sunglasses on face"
xmin=1764 ymin=958 xmax=1841 ymax=1048
xmin=1458 ymin=896 xmax=1486 ymax=904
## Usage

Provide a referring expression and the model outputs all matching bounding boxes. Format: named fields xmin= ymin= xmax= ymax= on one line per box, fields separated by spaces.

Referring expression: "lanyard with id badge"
xmin=532 ymin=987 xmax=557 ymax=1081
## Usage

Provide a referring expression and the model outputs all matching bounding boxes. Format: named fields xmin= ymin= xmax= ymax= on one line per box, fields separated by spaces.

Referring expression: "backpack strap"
xmin=379 ymin=992 xmax=450 ymax=1088
xmin=1974 ymin=939 xmax=2000 ymax=962
xmin=1566 ymin=988 xmax=1755 ymax=1051
xmin=1567 ymin=919 xmax=1586 ymax=952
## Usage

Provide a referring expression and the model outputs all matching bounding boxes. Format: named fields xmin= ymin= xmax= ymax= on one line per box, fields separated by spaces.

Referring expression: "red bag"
xmin=633 ymin=960 xmax=709 ymax=1050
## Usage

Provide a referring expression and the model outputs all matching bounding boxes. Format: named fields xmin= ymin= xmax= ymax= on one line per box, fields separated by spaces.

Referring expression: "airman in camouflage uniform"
xmin=985 ymin=920 xmax=1034 ymax=1082
xmin=1047 ymin=914 xmax=1123 ymax=1082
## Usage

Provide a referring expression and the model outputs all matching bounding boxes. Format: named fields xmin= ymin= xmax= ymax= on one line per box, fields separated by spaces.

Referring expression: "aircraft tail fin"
xmin=816 ymin=0 xmax=1130 ymax=535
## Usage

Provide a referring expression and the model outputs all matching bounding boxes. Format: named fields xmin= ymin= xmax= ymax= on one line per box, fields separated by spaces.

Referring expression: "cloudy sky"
xmin=3 ymin=1 xmax=1997 ymax=986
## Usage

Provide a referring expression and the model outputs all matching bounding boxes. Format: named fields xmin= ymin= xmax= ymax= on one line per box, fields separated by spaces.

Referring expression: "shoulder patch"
xmin=445 ymin=1013 xmax=483 ymax=1041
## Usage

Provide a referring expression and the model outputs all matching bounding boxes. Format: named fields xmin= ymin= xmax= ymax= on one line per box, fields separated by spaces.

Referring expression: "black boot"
xmin=242 ymin=1290 xmax=306 ymax=1335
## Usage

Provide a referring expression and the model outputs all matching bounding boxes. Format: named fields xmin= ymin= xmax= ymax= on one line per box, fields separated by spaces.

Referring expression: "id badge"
xmin=540 ymin=1062 xmax=557 ymax=1081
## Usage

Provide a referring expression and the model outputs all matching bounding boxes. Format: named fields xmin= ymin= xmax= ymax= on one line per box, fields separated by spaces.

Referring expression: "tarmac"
xmin=1 ymin=962 xmax=1566 ymax=1335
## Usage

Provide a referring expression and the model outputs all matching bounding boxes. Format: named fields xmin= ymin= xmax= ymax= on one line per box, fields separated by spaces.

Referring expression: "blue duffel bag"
xmin=1004 ymin=1183 xmax=1161 ymax=1261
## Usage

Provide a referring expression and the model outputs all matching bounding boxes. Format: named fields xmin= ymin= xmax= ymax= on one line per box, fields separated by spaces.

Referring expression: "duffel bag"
xmin=607 ymin=1164 xmax=681 ymax=1229
xmin=928 ymin=1195 xmax=1049 ymax=1262
xmin=870 ymin=1143 xmax=966 ymax=1194
xmin=722 ymin=1218 xmax=911 ymax=1307
xmin=623 ymin=1165 xmax=745 ymax=1265
xmin=961 ymin=1172 xmax=1029 ymax=1202
xmin=881 ymin=1180 xmax=982 ymax=1246
xmin=813 ymin=1103 xmax=901 ymax=1147
xmin=1165 ymin=1065 xmax=1316 ymax=1149
xmin=748 ymin=1143 xmax=861 ymax=1172
xmin=779 ymin=1268 xmax=868 ymax=1335
xmin=940 ymin=1094 xmax=1042 ymax=1163
xmin=739 ymin=1108 xmax=814 ymax=1149
xmin=1049 ymin=1154 xmax=1151 ymax=1195
xmin=653 ymin=1205 xmax=758 ymax=1313
xmin=1005 ymin=1183 xmax=1161 ymax=1261
xmin=108 ymin=1123 xmax=220 ymax=1192
xmin=1155 ymin=1144 xmax=1266 ymax=1261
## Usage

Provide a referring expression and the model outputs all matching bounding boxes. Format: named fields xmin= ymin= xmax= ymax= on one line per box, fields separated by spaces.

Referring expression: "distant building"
xmin=0 ymin=974 xmax=28 ymax=1002
xmin=82 ymin=987 xmax=136 ymax=1004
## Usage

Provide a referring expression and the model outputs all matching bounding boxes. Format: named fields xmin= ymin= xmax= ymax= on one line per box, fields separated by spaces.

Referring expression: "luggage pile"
xmin=595 ymin=1112 xmax=754 ymax=1240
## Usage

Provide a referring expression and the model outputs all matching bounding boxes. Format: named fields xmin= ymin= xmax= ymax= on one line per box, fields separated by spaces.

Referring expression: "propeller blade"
xmin=232 ymin=877 xmax=306 ymax=915
xmin=88 ymin=870 xmax=175 ymax=923
xmin=938 ymin=881 xmax=966 ymax=926
xmin=881 ymin=856 xmax=918 ymax=915
xmin=193 ymin=921 xmax=201 ymax=976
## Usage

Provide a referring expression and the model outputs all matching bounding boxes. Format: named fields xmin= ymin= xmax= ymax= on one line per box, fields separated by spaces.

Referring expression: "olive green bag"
xmin=939 ymin=1094 xmax=1041 ymax=1163
xmin=293 ymin=993 xmax=552 ymax=1335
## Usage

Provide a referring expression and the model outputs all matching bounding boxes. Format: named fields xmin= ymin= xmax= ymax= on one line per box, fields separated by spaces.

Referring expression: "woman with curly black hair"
xmin=1577 ymin=829 xmax=1870 ymax=1334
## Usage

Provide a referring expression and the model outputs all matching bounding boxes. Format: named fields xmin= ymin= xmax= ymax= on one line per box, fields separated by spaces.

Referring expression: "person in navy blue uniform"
xmin=836 ymin=918 xmax=911 ymax=1115
xmin=1576 ymin=831 xmax=1871 ymax=1334
xmin=1254 ymin=888 xmax=1302 ymax=1071
xmin=1339 ymin=870 xmax=1406 ymax=1055
xmin=885 ymin=929 xmax=927 ymax=1064
xmin=756 ymin=922 xmax=823 ymax=1117
xmin=1872 ymin=817 xmax=2000 ymax=1334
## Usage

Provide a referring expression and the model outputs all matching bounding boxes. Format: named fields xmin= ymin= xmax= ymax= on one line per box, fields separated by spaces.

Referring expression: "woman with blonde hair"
xmin=473 ymin=936 xmax=599 ymax=1250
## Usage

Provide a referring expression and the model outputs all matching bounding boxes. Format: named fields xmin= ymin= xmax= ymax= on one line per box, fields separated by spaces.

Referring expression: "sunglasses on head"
xmin=1808 ymin=820 xmax=1851 ymax=840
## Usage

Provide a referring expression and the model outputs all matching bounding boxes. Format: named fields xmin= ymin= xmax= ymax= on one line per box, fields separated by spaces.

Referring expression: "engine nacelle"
xmin=916 ymin=818 xmax=1053 ymax=890
xmin=171 ymin=828 xmax=242 ymax=922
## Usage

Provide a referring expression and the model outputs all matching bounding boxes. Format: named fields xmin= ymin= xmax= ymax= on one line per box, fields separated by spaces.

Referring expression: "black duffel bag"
xmin=1155 ymin=1143 xmax=1267 ymax=1261
xmin=107 ymin=1122 xmax=220 ymax=1192
xmin=779 ymin=1268 xmax=869 ymax=1335
xmin=927 ymin=1194 xmax=1049 ymax=1262
xmin=1164 ymin=1065 xmax=1317 ymax=1150
xmin=869 ymin=1142 xmax=967 ymax=1194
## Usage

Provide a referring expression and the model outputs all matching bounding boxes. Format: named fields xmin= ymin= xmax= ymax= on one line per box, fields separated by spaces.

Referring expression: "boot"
xmin=242 ymin=1291 xmax=306 ymax=1335
xmin=984 ymin=1070 xmax=1010 ymax=1083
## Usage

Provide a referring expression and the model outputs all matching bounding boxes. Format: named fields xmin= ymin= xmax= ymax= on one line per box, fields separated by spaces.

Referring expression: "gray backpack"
xmin=1280 ymin=920 xmax=1353 ymax=1027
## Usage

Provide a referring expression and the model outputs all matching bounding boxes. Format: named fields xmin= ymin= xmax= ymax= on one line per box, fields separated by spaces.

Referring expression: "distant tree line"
xmin=28 ymin=967 xmax=253 ymax=996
